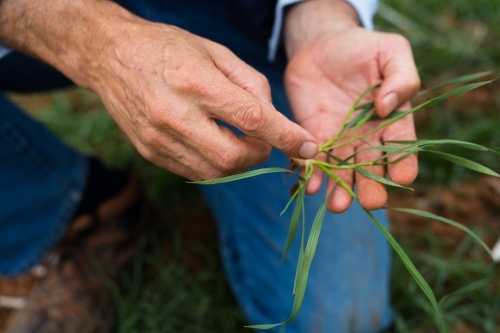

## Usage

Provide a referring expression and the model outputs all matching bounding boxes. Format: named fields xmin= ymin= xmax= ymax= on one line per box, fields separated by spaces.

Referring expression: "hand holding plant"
xmin=196 ymin=2 xmax=497 ymax=331
xmin=285 ymin=23 xmax=420 ymax=212
xmin=195 ymin=70 xmax=499 ymax=332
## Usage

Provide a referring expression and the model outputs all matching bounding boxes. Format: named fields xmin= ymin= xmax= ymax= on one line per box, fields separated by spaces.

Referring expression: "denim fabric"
xmin=0 ymin=0 xmax=393 ymax=331
xmin=0 ymin=95 xmax=88 ymax=276
xmin=0 ymin=52 xmax=73 ymax=93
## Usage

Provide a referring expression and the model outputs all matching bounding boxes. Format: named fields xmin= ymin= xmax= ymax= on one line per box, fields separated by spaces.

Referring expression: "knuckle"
xmin=233 ymin=102 xmax=265 ymax=133
xmin=140 ymin=126 xmax=162 ymax=147
xmin=147 ymin=106 xmax=192 ymax=141
xmin=146 ymin=101 xmax=173 ymax=128
xmin=184 ymin=70 xmax=218 ymax=99
xmin=209 ymin=42 xmax=231 ymax=57
xmin=136 ymin=144 xmax=157 ymax=164
xmin=168 ymin=117 xmax=192 ymax=140
xmin=262 ymin=144 xmax=272 ymax=158
xmin=254 ymin=73 xmax=270 ymax=89
xmin=205 ymin=166 xmax=225 ymax=180
xmin=215 ymin=146 xmax=245 ymax=173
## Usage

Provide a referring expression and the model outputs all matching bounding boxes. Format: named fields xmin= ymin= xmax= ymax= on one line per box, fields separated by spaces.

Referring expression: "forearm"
xmin=284 ymin=0 xmax=361 ymax=58
xmin=0 ymin=0 xmax=141 ymax=89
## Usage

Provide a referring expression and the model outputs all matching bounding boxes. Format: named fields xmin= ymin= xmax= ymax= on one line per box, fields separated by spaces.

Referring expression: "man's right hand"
xmin=0 ymin=0 xmax=318 ymax=180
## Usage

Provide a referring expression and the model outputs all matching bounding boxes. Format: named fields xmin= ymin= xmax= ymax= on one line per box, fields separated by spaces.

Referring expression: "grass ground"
xmin=377 ymin=1 xmax=500 ymax=331
xmin=2 ymin=0 xmax=500 ymax=332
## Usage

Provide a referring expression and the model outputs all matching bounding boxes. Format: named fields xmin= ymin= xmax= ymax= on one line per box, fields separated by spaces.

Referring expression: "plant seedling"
xmin=193 ymin=70 xmax=500 ymax=332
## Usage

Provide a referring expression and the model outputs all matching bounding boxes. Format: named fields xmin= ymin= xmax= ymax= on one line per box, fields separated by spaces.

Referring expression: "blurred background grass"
xmin=5 ymin=0 xmax=500 ymax=332
xmin=375 ymin=0 xmax=500 ymax=186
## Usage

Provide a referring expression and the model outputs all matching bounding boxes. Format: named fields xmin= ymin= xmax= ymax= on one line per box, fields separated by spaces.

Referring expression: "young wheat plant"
xmin=194 ymin=70 xmax=500 ymax=333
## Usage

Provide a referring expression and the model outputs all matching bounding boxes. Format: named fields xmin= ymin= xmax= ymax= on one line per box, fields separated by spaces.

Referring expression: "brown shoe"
xmin=2 ymin=172 xmax=151 ymax=333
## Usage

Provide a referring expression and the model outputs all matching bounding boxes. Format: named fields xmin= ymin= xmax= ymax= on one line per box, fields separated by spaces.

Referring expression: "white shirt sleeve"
xmin=0 ymin=45 xmax=11 ymax=59
xmin=268 ymin=0 xmax=379 ymax=61
xmin=345 ymin=0 xmax=378 ymax=30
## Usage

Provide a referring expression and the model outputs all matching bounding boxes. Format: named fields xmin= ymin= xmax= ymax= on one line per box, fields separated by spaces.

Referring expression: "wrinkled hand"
xmin=83 ymin=21 xmax=318 ymax=180
xmin=0 ymin=0 xmax=319 ymax=181
xmin=285 ymin=27 xmax=420 ymax=212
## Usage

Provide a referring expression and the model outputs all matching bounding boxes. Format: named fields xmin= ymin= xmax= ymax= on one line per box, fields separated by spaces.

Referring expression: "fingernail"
xmin=382 ymin=92 xmax=399 ymax=116
xmin=299 ymin=141 xmax=318 ymax=159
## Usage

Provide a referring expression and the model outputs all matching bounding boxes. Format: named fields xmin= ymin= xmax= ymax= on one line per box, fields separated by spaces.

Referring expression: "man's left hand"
xmin=284 ymin=1 xmax=420 ymax=213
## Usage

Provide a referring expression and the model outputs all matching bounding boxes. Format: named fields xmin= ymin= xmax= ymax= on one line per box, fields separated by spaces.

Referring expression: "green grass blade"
xmin=371 ymin=137 xmax=494 ymax=164
xmin=371 ymin=80 xmax=493 ymax=134
xmin=336 ymin=144 xmax=417 ymax=165
xmin=349 ymin=107 xmax=407 ymax=129
xmin=310 ymin=165 xmax=447 ymax=332
xmin=246 ymin=323 xmax=284 ymax=330
xmin=282 ymin=184 xmax=306 ymax=262
xmin=292 ymin=246 xmax=305 ymax=296
xmin=323 ymin=145 xmax=416 ymax=169
xmin=322 ymin=84 xmax=380 ymax=149
xmin=247 ymin=191 xmax=332 ymax=330
xmin=372 ymin=138 xmax=500 ymax=165
xmin=347 ymin=109 xmax=376 ymax=137
xmin=386 ymin=139 xmax=491 ymax=151
xmin=387 ymin=149 xmax=418 ymax=165
xmin=328 ymin=80 xmax=494 ymax=151
xmin=281 ymin=163 xmax=314 ymax=216
xmin=355 ymin=101 xmax=375 ymax=111
xmin=324 ymin=150 xmax=344 ymax=163
xmin=362 ymin=139 xmax=487 ymax=165
xmin=289 ymin=190 xmax=333 ymax=321
xmin=374 ymin=148 xmax=419 ymax=165
xmin=418 ymin=69 xmax=500 ymax=96
xmin=294 ymin=193 xmax=307 ymax=295
xmin=354 ymin=167 xmax=413 ymax=190
xmin=387 ymin=208 xmax=495 ymax=307
xmin=387 ymin=207 xmax=492 ymax=260
xmin=190 ymin=167 xmax=303 ymax=185
xmin=352 ymin=84 xmax=380 ymax=109
xmin=344 ymin=103 xmax=374 ymax=129
xmin=281 ymin=183 xmax=302 ymax=217
xmin=363 ymin=208 xmax=447 ymax=332
xmin=422 ymin=150 xmax=500 ymax=177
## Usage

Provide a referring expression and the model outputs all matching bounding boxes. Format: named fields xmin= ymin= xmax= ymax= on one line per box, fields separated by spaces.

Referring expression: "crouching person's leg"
xmin=0 ymin=94 xmax=147 ymax=333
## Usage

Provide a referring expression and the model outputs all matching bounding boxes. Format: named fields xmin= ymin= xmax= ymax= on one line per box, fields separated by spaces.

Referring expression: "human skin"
xmin=0 ymin=0 xmax=419 ymax=212
xmin=0 ymin=0 xmax=318 ymax=181
xmin=284 ymin=0 xmax=420 ymax=212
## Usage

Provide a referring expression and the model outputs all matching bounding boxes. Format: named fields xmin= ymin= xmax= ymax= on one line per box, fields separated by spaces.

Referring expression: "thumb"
xmin=206 ymin=40 xmax=319 ymax=159
xmin=374 ymin=34 xmax=421 ymax=117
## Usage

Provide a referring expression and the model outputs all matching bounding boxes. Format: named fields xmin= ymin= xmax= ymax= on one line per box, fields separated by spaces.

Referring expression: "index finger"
xmin=210 ymin=73 xmax=319 ymax=159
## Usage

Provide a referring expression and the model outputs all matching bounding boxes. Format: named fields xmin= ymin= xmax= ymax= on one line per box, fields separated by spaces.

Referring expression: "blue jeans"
xmin=0 ymin=0 xmax=393 ymax=331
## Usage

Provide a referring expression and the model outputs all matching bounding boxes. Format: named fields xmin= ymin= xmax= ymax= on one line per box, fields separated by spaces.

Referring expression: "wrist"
xmin=0 ymin=0 xmax=143 ymax=89
xmin=284 ymin=0 xmax=360 ymax=58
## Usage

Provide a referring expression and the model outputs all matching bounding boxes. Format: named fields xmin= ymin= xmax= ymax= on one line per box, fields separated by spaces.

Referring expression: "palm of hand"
xmin=285 ymin=28 xmax=418 ymax=212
